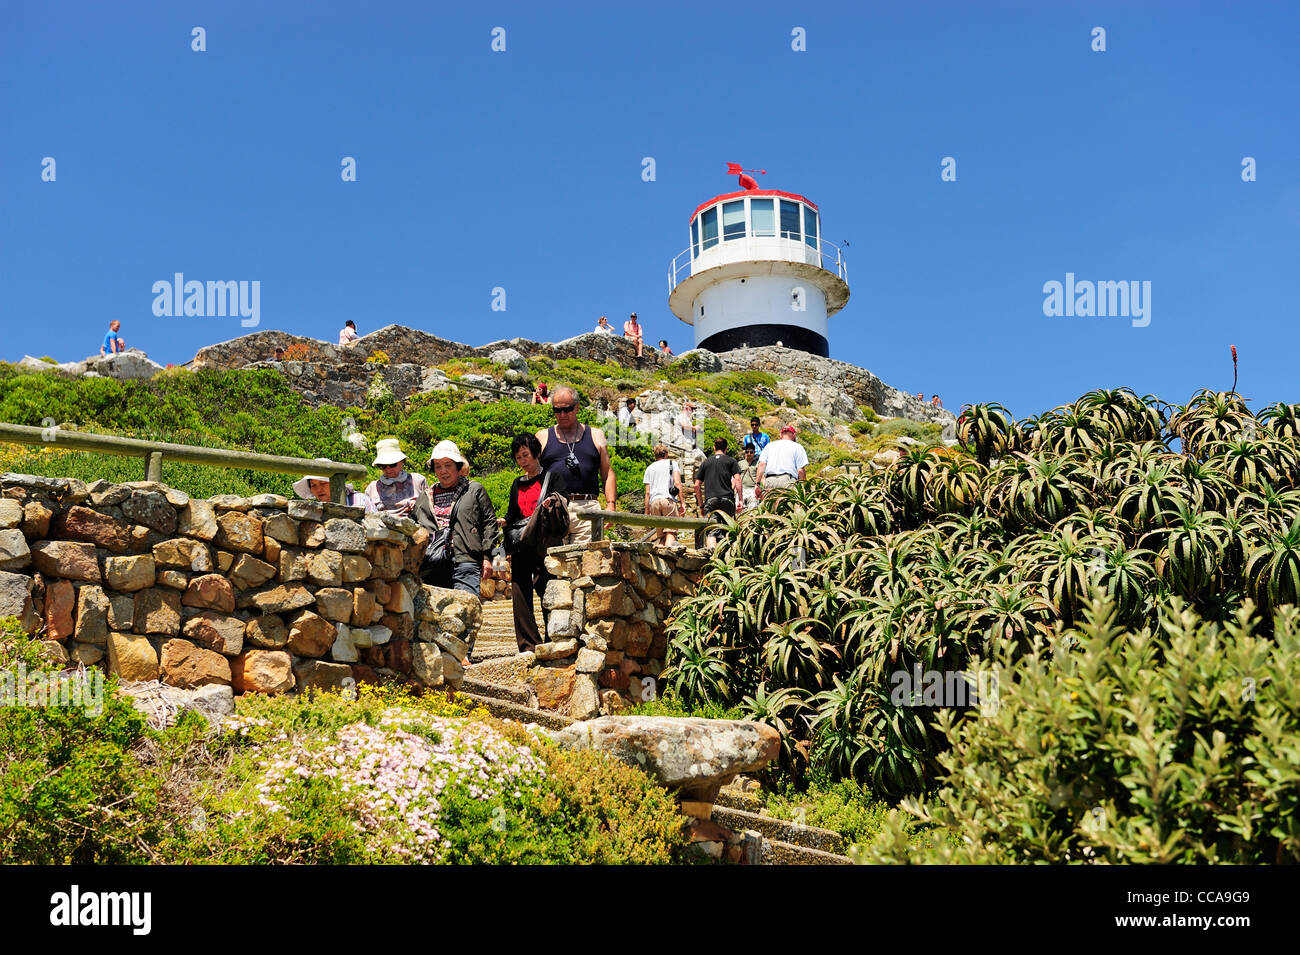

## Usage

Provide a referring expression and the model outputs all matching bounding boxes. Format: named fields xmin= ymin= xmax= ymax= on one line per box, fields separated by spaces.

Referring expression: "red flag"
xmin=726 ymin=163 xmax=743 ymax=175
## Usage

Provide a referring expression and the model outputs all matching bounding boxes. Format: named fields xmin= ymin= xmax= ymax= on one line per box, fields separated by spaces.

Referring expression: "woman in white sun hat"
xmin=412 ymin=440 xmax=502 ymax=636
xmin=292 ymin=458 xmax=377 ymax=512
xmin=363 ymin=438 xmax=429 ymax=518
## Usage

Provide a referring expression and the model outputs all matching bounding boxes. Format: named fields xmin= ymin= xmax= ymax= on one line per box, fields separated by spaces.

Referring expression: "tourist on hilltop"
xmin=696 ymin=437 xmax=743 ymax=548
xmin=503 ymin=433 xmax=569 ymax=652
xmin=658 ymin=339 xmax=673 ymax=356
xmin=100 ymin=320 xmax=126 ymax=356
xmin=755 ymin=425 xmax=808 ymax=499
xmin=623 ymin=312 xmax=644 ymax=358
xmin=618 ymin=396 xmax=640 ymax=430
xmin=364 ymin=439 xmax=428 ymax=518
xmin=535 ymin=386 xmax=617 ymax=545
xmin=594 ymin=315 xmax=614 ymax=335
xmin=292 ymin=459 xmax=376 ymax=512
xmin=916 ymin=392 xmax=924 ymax=402
xmin=339 ymin=320 xmax=360 ymax=347
xmin=644 ymin=444 xmax=685 ymax=545
xmin=272 ymin=346 xmax=285 ymax=361
xmin=741 ymin=417 xmax=770 ymax=456
xmin=413 ymin=441 xmax=501 ymax=658
xmin=532 ymin=381 xmax=551 ymax=405
xmin=931 ymin=395 xmax=943 ymax=408
xmin=677 ymin=401 xmax=700 ymax=450
xmin=738 ymin=447 xmax=760 ymax=508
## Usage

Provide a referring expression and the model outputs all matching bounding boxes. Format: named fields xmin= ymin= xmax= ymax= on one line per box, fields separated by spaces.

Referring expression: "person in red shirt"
xmin=503 ymin=433 xmax=568 ymax=651
xmin=623 ymin=313 xmax=644 ymax=358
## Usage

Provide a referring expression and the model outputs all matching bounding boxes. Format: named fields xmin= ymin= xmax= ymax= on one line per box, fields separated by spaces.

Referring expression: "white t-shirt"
xmin=339 ymin=326 xmax=359 ymax=345
xmin=643 ymin=458 xmax=677 ymax=501
xmin=594 ymin=323 xmax=613 ymax=334
xmin=758 ymin=438 xmax=808 ymax=477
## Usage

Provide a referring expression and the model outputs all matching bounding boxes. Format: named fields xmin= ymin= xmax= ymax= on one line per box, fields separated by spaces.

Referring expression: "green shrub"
xmin=865 ymin=597 xmax=1300 ymax=864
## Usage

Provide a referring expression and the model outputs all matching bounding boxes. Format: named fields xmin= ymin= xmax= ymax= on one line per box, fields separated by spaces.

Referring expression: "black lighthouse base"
xmin=697 ymin=324 xmax=829 ymax=358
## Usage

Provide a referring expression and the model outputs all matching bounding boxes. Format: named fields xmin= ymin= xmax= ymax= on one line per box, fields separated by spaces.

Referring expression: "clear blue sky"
xmin=3 ymin=1 xmax=1296 ymax=419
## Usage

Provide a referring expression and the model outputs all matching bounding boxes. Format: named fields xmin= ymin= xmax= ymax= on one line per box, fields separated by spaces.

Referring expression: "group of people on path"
xmin=592 ymin=313 xmax=672 ymax=359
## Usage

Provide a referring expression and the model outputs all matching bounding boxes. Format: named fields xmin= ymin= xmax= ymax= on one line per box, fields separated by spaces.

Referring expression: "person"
xmin=931 ymin=395 xmax=943 ymax=408
xmin=292 ymin=459 xmax=377 ymax=512
xmin=594 ymin=316 xmax=614 ymax=335
xmin=677 ymin=401 xmax=700 ymax=450
xmin=696 ymin=437 xmax=743 ymax=547
xmin=916 ymin=392 xmax=924 ymax=402
xmin=644 ymin=444 xmax=685 ymax=545
xmin=623 ymin=312 xmax=644 ymax=358
xmin=364 ymin=439 xmax=429 ymax=518
xmin=535 ymin=386 xmax=617 ymax=545
xmin=100 ymin=320 xmax=126 ymax=356
xmin=756 ymin=425 xmax=808 ymax=499
xmin=658 ymin=339 xmax=673 ymax=356
xmin=412 ymin=440 xmax=502 ymax=656
xmin=741 ymin=417 xmax=770 ymax=456
xmin=503 ymin=433 xmax=568 ymax=652
xmin=738 ymin=447 xmax=760 ymax=508
xmin=272 ymin=346 xmax=285 ymax=361
xmin=532 ymin=382 xmax=551 ymax=405
xmin=618 ymin=397 xmax=638 ymax=430
xmin=339 ymin=320 xmax=360 ymax=347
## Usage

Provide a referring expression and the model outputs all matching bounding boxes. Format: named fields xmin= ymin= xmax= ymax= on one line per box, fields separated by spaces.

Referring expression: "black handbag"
xmin=422 ymin=483 xmax=469 ymax=571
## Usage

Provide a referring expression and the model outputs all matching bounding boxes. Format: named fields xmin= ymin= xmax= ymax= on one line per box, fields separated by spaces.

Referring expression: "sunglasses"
xmin=552 ymin=404 xmax=576 ymax=414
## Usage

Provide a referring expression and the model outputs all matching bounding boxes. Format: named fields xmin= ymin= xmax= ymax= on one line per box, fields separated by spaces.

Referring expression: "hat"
xmin=372 ymin=438 xmax=407 ymax=467
xmin=292 ymin=458 xmax=334 ymax=499
xmin=781 ymin=425 xmax=797 ymax=435
xmin=427 ymin=439 xmax=467 ymax=468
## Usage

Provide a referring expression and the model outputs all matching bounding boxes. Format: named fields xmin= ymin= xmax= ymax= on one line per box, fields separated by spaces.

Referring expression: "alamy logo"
xmin=1 ymin=664 xmax=103 ymax=717
xmin=49 ymin=885 xmax=151 ymax=935
xmin=152 ymin=273 xmax=260 ymax=327
xmin=1042 ymin=272 xmax=1151 ymax=327
xmin=890 ymin=664 xmax=1000 ymax=716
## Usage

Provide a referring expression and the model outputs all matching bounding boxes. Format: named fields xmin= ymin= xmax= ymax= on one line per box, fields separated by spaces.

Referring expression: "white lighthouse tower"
xmin=668 ymin=166 xmax=849 ymax=358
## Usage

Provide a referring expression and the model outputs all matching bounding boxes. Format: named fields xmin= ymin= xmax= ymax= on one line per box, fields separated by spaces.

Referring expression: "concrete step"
xmin=710 ymin=804 xmax=846 ymax=856
xmin=456 ymin=691 xmax=573 ymax=731
xmin=461 ymin=676 xmax=531 ymax=705
xmin=760 ymin=839 xmax=854 ymax=866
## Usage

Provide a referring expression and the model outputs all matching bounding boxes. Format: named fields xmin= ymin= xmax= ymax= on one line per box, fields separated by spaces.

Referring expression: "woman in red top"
xmin=503 ymin=433 xmax=568 ymax=651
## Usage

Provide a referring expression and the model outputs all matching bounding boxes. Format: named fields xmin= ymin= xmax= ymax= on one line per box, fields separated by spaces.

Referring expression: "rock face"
xmin=118 ymin=682 xmax=234 ymax=730
xmin=550 ymin=717 xmax=782 ymax=799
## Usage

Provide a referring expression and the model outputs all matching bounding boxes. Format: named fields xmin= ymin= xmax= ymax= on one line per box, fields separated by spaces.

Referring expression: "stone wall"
xmin=518 ymin=541 xmax=705 ymax=719
xmin=0 ymin=473 xmax=478 ymax=695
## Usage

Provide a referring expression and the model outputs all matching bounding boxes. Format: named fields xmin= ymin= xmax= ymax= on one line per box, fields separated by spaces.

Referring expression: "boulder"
xmin=249 ymin=584 xmax=314 ymax=614
xmin=182 ymin=574 xmax=236 ymax=613
xmin=287 ymin=610 xmax=336 ymax=657
xmin=548 ymin=717 xmax=781 ymax=798
xmin=178 ymin=500 xmax=218 ymax=541
xmin=228 ymin=554 xmax=276 ymax=589
xmin=245 ymin=613 xmax=289 ymax=649
xmin=133 ymin=587 xmax=183 ymax=636
xmin=0 ymin=528 xmax=31 ymax=570
xmin=104 ymin=554 xmax=156 ymax=592
xmin=231 ymin=650 xmax=295 ymax=694
xmin=215 ymin=511 xmax=264 ymax=554
xmin=182 ymin=612 xmax=245 ymax=656
xmin=160 ymin=638 xmax=232 ymax=688
xmin=323 ymin=519 xmax=367 ymax=553
xmin=292 ymin=659 xmax=353 ymax=692
xmin=73 ymin=585 xmax=111 ymax=645
xmin=43 ymin=578 xmax=75 ymax=640
xmin=30 ymin=540 xmax=101 ymax=582
xmin=53 ymin=506 xmax=132 ymax=552
xmin=153 ymin=538 xmax=213 ymax=572
xmin=0 ymin=499 xmax=22 ymax=529
xmin=118 ymin=682 xmax=234 ymax=730
xmin=122 ymin=491 xmax=177 ymax=534
xmin=107 ymin=632 xmax=160 ymax=682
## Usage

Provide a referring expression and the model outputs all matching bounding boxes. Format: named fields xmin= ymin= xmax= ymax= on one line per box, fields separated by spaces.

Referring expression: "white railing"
xmin=668 ymin=236 xmax=848 ymax=293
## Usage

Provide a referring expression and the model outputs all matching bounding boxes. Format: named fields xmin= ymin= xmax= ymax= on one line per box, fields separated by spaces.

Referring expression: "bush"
xmin=864 ymin=597 xmax=1300 ymax=864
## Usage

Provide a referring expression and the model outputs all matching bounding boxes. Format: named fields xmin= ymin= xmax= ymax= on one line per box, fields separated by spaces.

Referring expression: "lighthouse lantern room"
xmin=668 ymin=166 xmax=849 ymax=358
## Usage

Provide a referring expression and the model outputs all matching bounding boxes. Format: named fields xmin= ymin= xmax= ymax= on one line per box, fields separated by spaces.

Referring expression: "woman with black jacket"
xmin=503 ymin=433 xmax=567 ymax=652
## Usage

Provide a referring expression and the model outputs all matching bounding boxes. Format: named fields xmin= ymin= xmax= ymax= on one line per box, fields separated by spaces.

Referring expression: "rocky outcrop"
xmin=550 ymin=716 xmax=781 ymax=800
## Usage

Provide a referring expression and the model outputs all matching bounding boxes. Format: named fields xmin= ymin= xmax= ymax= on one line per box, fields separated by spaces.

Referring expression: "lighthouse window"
xmin=804 ymin=207 xmax=818 ymax=248
xmin=691 ymin=219 xmax=699 ymax=258
xmin=700 ymin=207 xmax=718 ymax=250
xmin=722 ymin=201 xmax=746 ymax=241
xmin=750 ymin=198 xmax=775 ymax=236
xmin=780 ymin=201 xmax=801 ymax=240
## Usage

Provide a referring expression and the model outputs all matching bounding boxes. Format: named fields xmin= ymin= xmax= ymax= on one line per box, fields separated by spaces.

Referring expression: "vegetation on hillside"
xmin=0 ymin=619 xmax=692 ymax=864
xmin=662 ymin=388 xmax=1300 ymax=861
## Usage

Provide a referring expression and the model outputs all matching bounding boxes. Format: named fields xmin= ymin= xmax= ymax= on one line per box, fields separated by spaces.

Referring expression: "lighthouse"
xmin=668 ymin=167 xmax=849 ymax=358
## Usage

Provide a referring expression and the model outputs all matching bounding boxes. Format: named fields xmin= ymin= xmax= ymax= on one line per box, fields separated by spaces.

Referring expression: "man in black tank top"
xmin=535 ymin=386 xmax=617 ymax=545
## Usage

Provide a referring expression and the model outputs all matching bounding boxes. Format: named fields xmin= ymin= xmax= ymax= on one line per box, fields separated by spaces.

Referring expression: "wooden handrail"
xmin=0 ymin=422 xmax=367 ymax=504
xmin=575 ymin=507 xmax=715 ymax=542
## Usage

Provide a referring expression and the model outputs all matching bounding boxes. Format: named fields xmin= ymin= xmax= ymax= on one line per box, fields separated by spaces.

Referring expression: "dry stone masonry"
xmin=0 ymin=473 xmax=480 ymax=696
xmin=519 ymin=540 xmax=706 ymax=719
